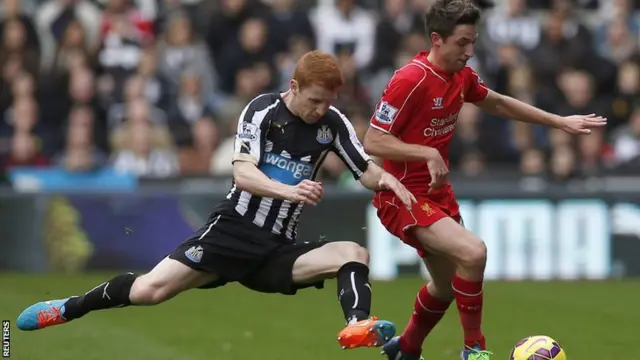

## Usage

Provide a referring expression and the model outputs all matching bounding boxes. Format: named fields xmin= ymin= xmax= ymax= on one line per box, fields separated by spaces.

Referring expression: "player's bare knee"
xmin=129 ymin=275 xmax=174 ymax=305
xmin=331 ymin=241 xmax=369 ymax=265
xmin=457 ymin=237 xmax=487 ymax=271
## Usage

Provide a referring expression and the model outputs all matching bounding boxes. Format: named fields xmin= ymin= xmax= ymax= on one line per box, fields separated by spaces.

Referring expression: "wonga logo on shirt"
xmin=260 ymin=152 xmax=313 ymax=185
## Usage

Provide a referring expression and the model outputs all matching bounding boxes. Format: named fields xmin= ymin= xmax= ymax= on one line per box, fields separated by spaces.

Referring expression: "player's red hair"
xmin=293 ymin=51 xmax=344 ymax=91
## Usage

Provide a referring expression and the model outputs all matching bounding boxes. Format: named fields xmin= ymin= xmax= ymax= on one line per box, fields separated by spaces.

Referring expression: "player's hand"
xmin=557 ymin=114 xmax=607 ymax=135
xmin=425 ymin=147 xmax=448 ymax=194
xmin=377 ymin=172 xmax=417 ymax=209
xmin=286 ymin=180 xmax=324 ymax=206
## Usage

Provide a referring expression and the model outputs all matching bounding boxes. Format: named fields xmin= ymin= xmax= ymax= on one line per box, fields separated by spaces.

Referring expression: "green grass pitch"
xmin=0 ymin=274 xmax=637 ymax=360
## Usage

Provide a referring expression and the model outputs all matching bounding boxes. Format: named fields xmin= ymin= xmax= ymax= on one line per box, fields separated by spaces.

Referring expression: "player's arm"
xmin=359 ymin=161 xmax=416 ymax=208
xmin=232 ymin=96 xmax=322 ymax=205
xmin=331 ymin=108 xmax=416 ymax=207
xmin=473 ymin=89 xmax=562 ymax=127
xmin=233 ymin=162 xmax=291 ymax=200
xmin=363 ymin=73 xmax=438 ymax=162
xmin=467 ymin=68 xmax=607 ymax=133
xmin=364 ymin=127 xmax=439 ymax=161
xmin=363 ymin=72 xmax=448 ymax=189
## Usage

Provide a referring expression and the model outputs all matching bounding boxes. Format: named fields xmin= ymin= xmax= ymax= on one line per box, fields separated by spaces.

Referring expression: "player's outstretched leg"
xmin=413 ymin=218 xmax=493 ymax=360
xmin=290 ymin=241 xmax=396 ymax=349
xmin=16 ymin=257 xmax=218 ymax=331
xmin=16 ymin=272 xmax=136 ymax=331
xmin=385 ymin=256 xmax=455 ymax=360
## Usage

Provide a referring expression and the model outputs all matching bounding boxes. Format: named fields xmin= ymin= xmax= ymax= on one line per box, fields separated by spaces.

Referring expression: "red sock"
xmin=399 ymin=285 xmax=452 ymax=356
xmin=452 ymin=275 xmax=486 ymax=349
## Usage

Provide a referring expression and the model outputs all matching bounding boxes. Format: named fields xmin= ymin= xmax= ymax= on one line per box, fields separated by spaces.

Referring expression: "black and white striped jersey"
xmin=212 ymin=92 xmax=372 ymax=241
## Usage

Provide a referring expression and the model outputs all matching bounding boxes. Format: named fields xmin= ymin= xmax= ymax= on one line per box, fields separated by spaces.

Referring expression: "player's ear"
xmin=290 ymin=79 xmax=299 ymax=95
xmin=430 ymin=32 xmax=443 ymax=47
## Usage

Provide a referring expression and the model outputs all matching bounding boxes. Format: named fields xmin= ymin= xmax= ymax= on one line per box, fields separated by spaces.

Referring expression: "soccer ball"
xmin=509 ymin=335 xmax=567 ymax=360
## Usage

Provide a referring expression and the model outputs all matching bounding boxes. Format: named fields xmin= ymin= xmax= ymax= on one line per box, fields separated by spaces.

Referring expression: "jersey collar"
xmin=413 ymin=51 xmax=452 ymax=80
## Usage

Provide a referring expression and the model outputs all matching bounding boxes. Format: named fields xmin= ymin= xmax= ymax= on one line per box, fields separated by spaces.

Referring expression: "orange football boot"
xmin=337 ymin=316 xmax=396 ymax=349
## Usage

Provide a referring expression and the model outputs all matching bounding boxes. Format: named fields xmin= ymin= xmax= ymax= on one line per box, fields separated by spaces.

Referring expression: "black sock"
xmin=63 ymin=273 xmax=137 ymax=320
xmin=337 ymin=262 xmax=372 ymax=324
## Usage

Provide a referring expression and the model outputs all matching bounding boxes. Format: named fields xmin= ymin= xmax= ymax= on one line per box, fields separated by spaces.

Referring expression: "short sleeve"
xmin=232 ymin=94 xmax=274 ymax=165
xmin=370 ymin=71 xmax=425 ymax=136
xmin=463 ymin=67 xmax=489 ymax=103
xmin=329 ymin=107 xmax=371 ymax=180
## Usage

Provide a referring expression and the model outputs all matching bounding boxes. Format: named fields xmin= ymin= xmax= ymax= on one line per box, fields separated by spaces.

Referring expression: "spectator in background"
xmin=577 ymin=128 xmax=610 ymax=176
xmin=594 ymin=0 xmax=640 ymax=47
xmin=596 ymin=14 xmax=639 ymax=65
xmin=109 ymin=97 xmax=177 ymax=178
xmin=55 ymin=105 xmax=108 ymax=171
xmin=166 ymin=70 xmax=218 ymax=146
xmin=206 ymin=0 xmax=264 ymax=66
xmin=312 ymin=0 xmax=375 ymax=71
xmin=99 ymin=47 xmax=170 ymax=113
xmin=11 ymin=71 xmax=37 ymax=100
xmin=0 ymin=17 xmax=40 ymax=78
xmin=44 ymin=18 xmax=92 ymax=75
xmin=178 ymin=118 xmax=218 ymax=175
xmin=107 ymin=74 xmax=168 ymax=130
xmin=268 ymin=0 xmax=315 ymax=56
xmin=528 ymin=11 xmax=592 ymax=108
xmin=367 ymin=0 xmax=414 ymax=101
xmin=610 ymin=58 xmax=640 ymax=130
xmin=548 ymin=0 xmax=593 ymax=55
xmin=100 ymin=0 xmax=154 ymax=44
xmin=209 ymin=106 xmax=243 ymax=176
xmin=405 ymin=0 xmax=433 ymax=32
xmin=549 ymin=144 xmax=576 ymax=180
xmin=1 ymin=96 xmax=43 ymax=153
xmin=156 ymin=12 xmax=217 ymax=98
xmin=35 ymin=0 xmax=101 ymax=72
xmin=556 ymin=69 xmax=610 ymax=124
xmin=111 ymin=121 xmax=179 ymax=178
xmin=5 ymin=72 xmax=58 ymax=154
xmin=109 ymin=98 xmax=172 ymax=148
xmin=519 ymin=147 xmax=546 ymax=176
xmin=333 ymin=51 xmax=369 ymax=110
xmin=97 ymin=0 xmax=155 ymax=103
xmin=131 ymin=45 xmax=171 ymax=109
xmin=217 ymin=17 xmax=275 ymax=94
xmin=0 ymin=0 xmax=39 ymax=52
xmin=2 ymin=132 xmax=50 ymax=170
xmin=611 ymin=106 xmax=640 ymax=167
xmin=38 ymin=22 xmax=94 ymax=138
xmin=485 ymin=0 xmax=541 ymax=51
xmin=59 ymin=67 xmax=109 ymax=150
xmin=450 ymin=104 xmax=485 ymax=175
xmin=371 ymin=0 xmax=413 ymax=74
xmin=276 ymin=35 xmax=312 ymax=90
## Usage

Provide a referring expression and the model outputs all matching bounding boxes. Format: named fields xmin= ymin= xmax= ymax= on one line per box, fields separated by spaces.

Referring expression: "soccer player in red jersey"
xmin=363 ymin=1 xmax=607 ymax=360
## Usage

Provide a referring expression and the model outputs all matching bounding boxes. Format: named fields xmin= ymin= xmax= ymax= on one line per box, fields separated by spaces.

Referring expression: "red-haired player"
xmin=16 ymin=51 xmax=416 ymax=350
xmin=364 ymin=1 xmax=607 ymax=360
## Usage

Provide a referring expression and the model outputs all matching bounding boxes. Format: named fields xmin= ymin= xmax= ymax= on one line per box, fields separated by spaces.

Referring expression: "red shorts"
xmin=372 ymin=191 xmax=461 ymax=258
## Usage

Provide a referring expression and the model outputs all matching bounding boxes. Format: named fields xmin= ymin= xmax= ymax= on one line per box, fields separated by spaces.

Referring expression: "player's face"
xmin=293 ymin=83 xmax=338 ymax=123
xmin=433 ymin=24 xmax=478 ymax=73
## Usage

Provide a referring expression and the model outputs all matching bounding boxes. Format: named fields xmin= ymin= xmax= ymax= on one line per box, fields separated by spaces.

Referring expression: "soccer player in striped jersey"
xmin=16 ymin=51 xmax=417 ymax=351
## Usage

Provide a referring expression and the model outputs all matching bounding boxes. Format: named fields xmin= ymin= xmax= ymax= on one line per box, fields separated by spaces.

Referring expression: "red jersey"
xmin=370 ymin=51 xmax=489 ymax=197
xmin=101 ymin=10 xmax=154 ymax=44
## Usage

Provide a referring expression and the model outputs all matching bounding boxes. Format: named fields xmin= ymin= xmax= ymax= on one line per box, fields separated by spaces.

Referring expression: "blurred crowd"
xmin=2 ymin=0 xmax=640 ymax=185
